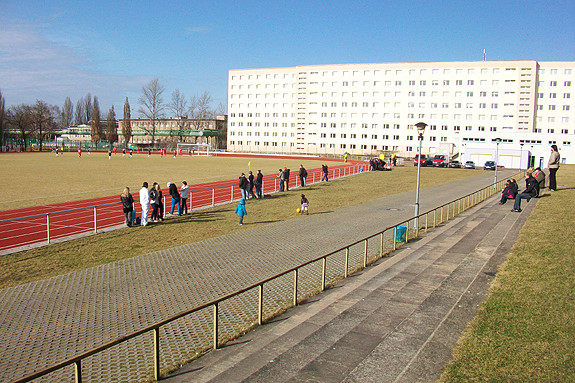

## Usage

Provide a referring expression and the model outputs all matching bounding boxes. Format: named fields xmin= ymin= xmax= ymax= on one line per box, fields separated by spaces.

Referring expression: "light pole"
xmin=414 ymin=122 xmax=427 ymax=228
xmin=520 ymin=143 xmax=524 ymax=174
xmin=494 ymin=138 xmax=501 ymax=189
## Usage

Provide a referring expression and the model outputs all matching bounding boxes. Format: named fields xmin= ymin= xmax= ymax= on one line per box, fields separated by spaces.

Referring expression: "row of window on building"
xmin=230 ymin=67 xmax=572 ymax=82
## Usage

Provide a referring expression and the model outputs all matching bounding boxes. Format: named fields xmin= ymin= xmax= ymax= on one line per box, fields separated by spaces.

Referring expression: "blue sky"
xmin=1 ymin=0 xmax=574 ymax=115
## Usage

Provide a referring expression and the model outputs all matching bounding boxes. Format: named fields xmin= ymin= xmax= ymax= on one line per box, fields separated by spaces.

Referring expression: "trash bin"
xmin=395 ymin=225 xmax=406 ymax=242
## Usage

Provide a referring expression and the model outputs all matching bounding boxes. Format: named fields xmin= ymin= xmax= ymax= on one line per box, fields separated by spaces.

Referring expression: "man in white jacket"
xmin=139 ymin=182 xmax=150 ymax=226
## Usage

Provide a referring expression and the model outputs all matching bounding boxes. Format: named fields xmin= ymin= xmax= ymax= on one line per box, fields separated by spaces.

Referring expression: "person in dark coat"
xmin=248 ymin=171 xmax=256 ymax=199
xmin=239 ymin=173 xmax=249 ymax=200
xmin=255 ymin=170 xmax=264 ymax=198
xmin=321 ymin=164 xmax=329 ymax=181
xmin=499 ymin=179 xmax=518 ymax=205
xmin=283 ymin=167 xmax=291 ymax=191
xmin=512 ymin=172 xmax=539 ymax=212
xmin=120 ymin=187 xmax=135 ymax=227
xmin=299 ymin=165 xmax=308 ymax=187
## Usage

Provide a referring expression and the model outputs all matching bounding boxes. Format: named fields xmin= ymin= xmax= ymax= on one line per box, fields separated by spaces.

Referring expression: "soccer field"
xmin=0 ymin=152 xmax=335 ymax=211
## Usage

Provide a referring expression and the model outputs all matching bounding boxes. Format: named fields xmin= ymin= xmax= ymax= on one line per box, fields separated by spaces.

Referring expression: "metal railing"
xmin=0 ymin=164 xmax=363 ymax=252
xmin=12 ymin=173 xmax=518 ymax=383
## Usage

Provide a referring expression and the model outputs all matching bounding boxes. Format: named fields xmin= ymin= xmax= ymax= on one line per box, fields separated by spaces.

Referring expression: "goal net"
xmin=176 ymin=143 xmax=211 ymax=156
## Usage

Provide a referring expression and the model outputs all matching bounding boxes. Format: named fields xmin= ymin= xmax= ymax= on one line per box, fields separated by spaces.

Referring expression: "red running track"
xmin=0 ymin=162 xmax=364 ymax=252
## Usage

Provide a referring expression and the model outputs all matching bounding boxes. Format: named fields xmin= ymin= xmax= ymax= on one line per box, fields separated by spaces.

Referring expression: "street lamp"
xmin=520 ymin=143 xmax=524 ymax=174
xmin=414 ymin=122 xmax=427 ymax=228
xmin=494 ymin=138 xmax=502 ymax=189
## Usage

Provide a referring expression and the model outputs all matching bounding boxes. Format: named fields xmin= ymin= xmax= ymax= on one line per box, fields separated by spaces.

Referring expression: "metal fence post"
xmin=379 ymin=232 xmax=384 ymax=258
xmin=321 ymin=258 xmax=326 ymax=291
xmin=293 ymin=269 xmax=298 ymax=306
xmin=258 ymin=284 xmax=264 ymax=325
xmin=212 ymin=188 xmax=215 ymax=207
xmin=344 ymin=247 xmax=349 ymax=278
xmin=93 ymin=207 xmax=97 ymax=233
xmin=153 ymin=327 xmax=160 ymax=381
xmin=213 ymin=303 xmax=219 ymax=349
xmin=363 ymin=239 xmax=368 ymax=268
xmin=230 ymin=186 xmax=234 ymax=202
xmin=46 ymin=214 xmax=51 ymax=244
xmin=74 ymin=360 xmax=82 ymax=383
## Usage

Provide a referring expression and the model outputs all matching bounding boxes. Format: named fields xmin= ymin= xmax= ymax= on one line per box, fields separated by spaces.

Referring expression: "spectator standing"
xmin=181 ymin=181 xmax=190 ymax=214
xmin=284 ymin=167 xmax=291 ymax=191
xmin=548 ymin=144 xmax=560 ymax=191
xmin=156 ymin=183 xmax=164 ymax=221
xmin=139 ymin=182 xmax=150 ymax=226
xmin=511 ymin=172 xmax=539 ymax=212
xmin=248 ymin=171 xmax=256 ymax=199
xmin=277 ymin=169 xmax=285 ymax=192
xmin=168 ymin=182 xmax=182 ymax=216
xmin=299 ymin=165 xmax=308 ymax=187
xmin=255 ymin=170 xmax=264 ymax=198
xmin=321 ymin=164 xmax=329 ymax=181
xmin=235 ymin=198 xmax=247 ymax=225
xmin=149 ymin=182 xmax=160 ymax=222
xmin=120 ymin=187 xmax=134 ymax=227
xmin=239 ymin=173 xmax=249 ymax=200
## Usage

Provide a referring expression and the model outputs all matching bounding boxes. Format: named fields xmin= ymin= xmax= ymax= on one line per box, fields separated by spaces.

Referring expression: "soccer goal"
xmin=176 ymin=143 xmax=212 ymax=156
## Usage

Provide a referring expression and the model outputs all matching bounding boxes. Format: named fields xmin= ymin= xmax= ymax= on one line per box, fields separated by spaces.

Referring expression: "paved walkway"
xmin=0 ymin=170 xmax=521 ymax=382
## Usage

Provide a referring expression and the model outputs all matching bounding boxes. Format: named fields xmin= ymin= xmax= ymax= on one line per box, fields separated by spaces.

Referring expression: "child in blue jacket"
xmin=235 ymin=198 xmax=247 ymax=225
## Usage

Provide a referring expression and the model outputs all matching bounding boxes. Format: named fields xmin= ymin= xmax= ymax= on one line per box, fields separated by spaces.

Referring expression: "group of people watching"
xmin=239 ymin=170 xmax=264 ymax=200
xmin=500 ymin=145 xmax=560 ymax=213
xmin=120 ymin=181 xmax=190 ymax=227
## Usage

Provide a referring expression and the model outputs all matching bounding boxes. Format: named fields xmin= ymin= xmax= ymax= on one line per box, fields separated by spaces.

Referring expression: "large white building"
xmin=227 ymin=60 xmax=574 ymax=165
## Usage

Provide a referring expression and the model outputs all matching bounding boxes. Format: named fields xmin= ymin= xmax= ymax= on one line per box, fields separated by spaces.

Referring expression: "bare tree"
xmin=83 ymin=93 xmax=93 ymax=124
xmin=138 ymin=78 xmax=165 ymax=147
xmin=196 ymin=91 xmax=213 ymax=119
xmin=0 ymin=89 xmax=5 ymax=147
xmin=75 ymin=99 xmax=86 ymax=124
xmin=31 ymin=100 xmax=58 ymax=151
xmin=7 ymin=104 xmax=35 ymax=150
xmin=90 ymin=96 xmax=102 ymax=145
xmin=121 ymin=97 xmax=132 ymax=148
xmin=61 ymin=97 xmax=73 ymax=127
xmin=106 ymin=105 xmax=118 ymax=144
xmin=168 ymin=89 xmax=188 ymax=142
xmin=215 ymin=102 xmax=227 ymax=116
xmin=188 ymin=91 xmax=214 ymax=135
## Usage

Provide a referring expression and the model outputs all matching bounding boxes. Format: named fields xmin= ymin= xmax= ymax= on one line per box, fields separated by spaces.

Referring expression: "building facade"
xmin=118 ymin=115 xmax=227 ymax=149
xmin=227 ymin=61 xmax=574 ymax=164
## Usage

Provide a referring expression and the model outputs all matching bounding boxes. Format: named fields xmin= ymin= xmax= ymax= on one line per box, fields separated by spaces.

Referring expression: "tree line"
xmin=0 ymin=78 xmax=225 ymax=150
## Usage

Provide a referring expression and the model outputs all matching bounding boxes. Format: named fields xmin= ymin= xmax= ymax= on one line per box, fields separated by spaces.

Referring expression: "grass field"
xmin=0 ymin=152 xmax=336 ymax=211
xmin=439 ymin=165 xmax=575 ymax=382
xmin=0 ymin=159 xmax=482 ymax=288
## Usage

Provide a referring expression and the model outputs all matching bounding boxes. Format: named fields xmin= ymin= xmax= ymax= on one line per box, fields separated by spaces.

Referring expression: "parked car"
xmin=424 ymin=158 xmax=434 ymax=166
xmin=484 ymin=161 xmax=497 ymax=170
xmin=448 ymin=160 xmax=461 ymax=168
xmin=414 ymin=154 xmax=427 ymax=166
xmin=464 ymin=161 xmax=476 ymax=169
xmin=432 ymin=155 xmax=448 ymax=167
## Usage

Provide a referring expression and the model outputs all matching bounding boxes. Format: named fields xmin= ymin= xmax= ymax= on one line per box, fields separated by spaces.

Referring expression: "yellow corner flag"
xmin=248 ymin=161 xmax=251 ymax=171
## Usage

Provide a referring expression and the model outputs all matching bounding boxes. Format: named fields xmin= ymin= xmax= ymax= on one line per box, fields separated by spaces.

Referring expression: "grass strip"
xmin=439 ymin=165 xmax=575 ymax=382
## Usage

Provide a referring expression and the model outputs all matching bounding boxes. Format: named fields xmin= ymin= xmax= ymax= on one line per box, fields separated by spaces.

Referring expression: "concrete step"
xmin=164 ymin=195 xmax=533 ymax=383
